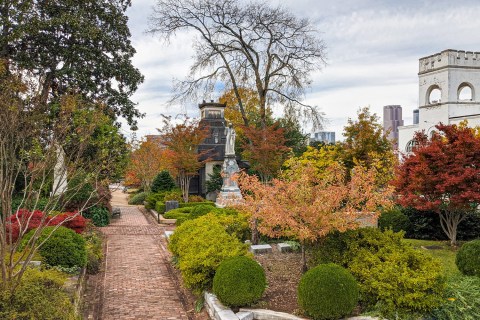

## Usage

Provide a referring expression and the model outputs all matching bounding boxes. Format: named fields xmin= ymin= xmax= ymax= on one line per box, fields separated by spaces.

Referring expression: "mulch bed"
xmin=253 ymin=247 xmax=305 ymax=317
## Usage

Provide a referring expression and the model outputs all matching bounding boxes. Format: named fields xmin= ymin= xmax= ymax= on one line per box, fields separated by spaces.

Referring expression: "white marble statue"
xmin=224 ymin=123 xmax=236 ymax=155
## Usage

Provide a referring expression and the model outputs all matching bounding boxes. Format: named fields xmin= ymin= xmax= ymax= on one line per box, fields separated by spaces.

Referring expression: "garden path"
xmin=98 ymin=189 xmax=189 ymax=320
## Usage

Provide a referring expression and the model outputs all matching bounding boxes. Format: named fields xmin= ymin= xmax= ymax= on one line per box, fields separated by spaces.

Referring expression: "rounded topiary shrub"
xmin=23 ymin=226 xmax=87 ymax=268
xmin=213 ymin=256 xmax=266 ymax=307
xmin=298 ymin=263 xmax=359 ymax=320
xmin=456 ymin=239 xmax=480 ymax=276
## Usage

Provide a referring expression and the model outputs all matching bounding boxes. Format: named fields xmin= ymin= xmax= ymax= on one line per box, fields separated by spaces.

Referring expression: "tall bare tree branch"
xmin=149 ymin=0 xmax=326 ymax=129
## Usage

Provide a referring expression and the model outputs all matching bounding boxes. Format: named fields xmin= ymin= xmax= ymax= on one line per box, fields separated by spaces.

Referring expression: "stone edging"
xmin=204 ymin=292 xmax=381 ymax=320
xmin=204 ymin=292 xmax=305 ymax=320
xmin=149 ymin=209 xmax=176 ymax=224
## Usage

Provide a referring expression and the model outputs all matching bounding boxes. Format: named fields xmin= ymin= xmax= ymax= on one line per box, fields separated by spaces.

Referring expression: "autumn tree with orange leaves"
xmin=125 ymin=138 xmax=166 ymax=192
xmin=159 ymin=118 xmax=211 ymax=202
xmin=238 ymin=162 xmax=393 ymax=271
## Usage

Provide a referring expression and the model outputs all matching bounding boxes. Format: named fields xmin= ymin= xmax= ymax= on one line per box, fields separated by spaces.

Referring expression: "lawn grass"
xmin=403 ymin=238 xmax=461 ymax=278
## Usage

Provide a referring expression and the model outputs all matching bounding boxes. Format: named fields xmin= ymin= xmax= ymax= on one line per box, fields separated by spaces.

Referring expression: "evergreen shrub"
xmin=378 ymin=207 xmax=410 ymax=232
xmin=144 ymin=192 xmax=164 ymax=209
xmin=168 ymin=213 xmax=249 ymax=293
xmin=84 ymin=227 xmax=104 ymax=274
xmin=128 ymin=191 xmax=147 ymax=205
xmin=163 ymin=189 xmax=183 ymax=202
xmin=151 ymin=170 xmax=176 ymax=193
xmin=83 ymin=206 xmax=110 ymax=226
xmin=298 ymin=263 xmax=358 ymax=320
xmin=456 ymin=239 xmax=480 ymax=276
xmin=311 ymin=228 xmax=445 ymax=316
xmin=0 ymin=268 xmax=76 ymax=319
xmin=178 ymin=201 xmax=215 ymax=208
xmin=213 ymin=256 xmax=266 ymax=307
xmin=22 ymin=226 xmax=87 ymax=269
xmin=155 ymin=202 xmax=166 ymax=213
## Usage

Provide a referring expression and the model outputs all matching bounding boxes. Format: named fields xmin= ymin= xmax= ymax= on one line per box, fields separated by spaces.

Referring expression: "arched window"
xmin=427 ymin=85 xmax=442 ymax=104
xmin=458 ymin=83 xmax=474 ymax=101
xmin=405 ymin=139 xmax=418 ymax=153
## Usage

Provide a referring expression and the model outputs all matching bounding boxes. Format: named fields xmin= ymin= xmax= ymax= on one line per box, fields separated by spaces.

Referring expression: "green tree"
xmin=341 ymin=107 xmax=396 ymax=186
xmin=0 ymin=0 xmax=144 ymax=126
xmin=151 ymin=170 xmax=176 ymax=193
xmin=206 ymin=165 xmax=223 ymax=194
xmin=277 ymin=116 xmax=308 ymax=156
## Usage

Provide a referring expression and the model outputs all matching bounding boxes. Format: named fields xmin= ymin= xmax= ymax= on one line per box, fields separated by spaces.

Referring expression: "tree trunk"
xmin=301 ymin=242 xmax=307 ymax=273
xmin=439 ymin=210 xmax=464 ymax=247
xmin=178 ymin=174 xmax=191 ymax=203
xmin=251 ymin=218 xmax=259 ymax=245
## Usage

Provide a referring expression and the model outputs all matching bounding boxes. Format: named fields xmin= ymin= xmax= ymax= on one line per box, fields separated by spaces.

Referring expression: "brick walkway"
xmin=101 ymin=206 xmax=189 ymax=320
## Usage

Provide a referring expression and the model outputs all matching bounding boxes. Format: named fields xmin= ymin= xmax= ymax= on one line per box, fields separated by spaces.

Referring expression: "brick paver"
xmin=101 ymin=205 xmax=189 ymax=320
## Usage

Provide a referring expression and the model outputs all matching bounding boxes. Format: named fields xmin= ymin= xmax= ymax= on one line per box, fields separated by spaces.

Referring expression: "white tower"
xmin=398 ymin=50 xmax=480 ymax=153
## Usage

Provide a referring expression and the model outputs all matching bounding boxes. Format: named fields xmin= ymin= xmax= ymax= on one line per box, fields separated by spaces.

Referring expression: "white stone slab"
xmin=236 ymin=311 xmax=254 ymax=320
xmin=239 ymin=308 xmax=306 ymax=320
xmin=250 ymin=244 xmax=273 ymax=254
xmin=277 ymin=243 xmax=292 ymax=253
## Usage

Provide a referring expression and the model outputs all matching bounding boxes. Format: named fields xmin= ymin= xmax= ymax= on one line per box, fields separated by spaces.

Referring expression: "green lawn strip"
xmin=402 ymin=239 xmax=461 ymax=278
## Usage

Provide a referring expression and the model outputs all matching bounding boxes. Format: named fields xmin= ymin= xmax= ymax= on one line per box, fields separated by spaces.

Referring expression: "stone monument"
xmin=52 ymin=145 xmax=68 ymax=196
xmin=215 ymin=123 xmax=243 ymax=208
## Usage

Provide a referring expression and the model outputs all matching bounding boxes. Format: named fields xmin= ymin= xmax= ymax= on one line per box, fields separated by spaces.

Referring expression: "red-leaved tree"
xmin=238 ymin=162 xmax=393 ymax=271
xmin=393 ymin=123 xmax=480 ymax=246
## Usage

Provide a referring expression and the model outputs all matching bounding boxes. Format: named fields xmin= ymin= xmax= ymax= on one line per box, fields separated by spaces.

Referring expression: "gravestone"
xmin=165 ymin=201 xmax=179 ymax=212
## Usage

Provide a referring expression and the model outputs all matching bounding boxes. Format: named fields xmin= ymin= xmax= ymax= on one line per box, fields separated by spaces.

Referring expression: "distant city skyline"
xmin=123 ymin=0 xmax=480 ymax=140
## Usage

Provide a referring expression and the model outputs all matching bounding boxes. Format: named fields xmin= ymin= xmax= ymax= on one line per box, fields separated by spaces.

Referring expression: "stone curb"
xmin=150 ymin=209 xmax=176 ymax=224
xmin=204 ymin=292 xmax=381 ymax=320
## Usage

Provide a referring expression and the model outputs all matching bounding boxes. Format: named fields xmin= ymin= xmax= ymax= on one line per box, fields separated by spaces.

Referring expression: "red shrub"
xmin=49 ymin=212 xmax=87 ymax=234
xmin=7 ymin=210 xmax=47 ymax=243
xmin=7 ymin=210 xmax=87 ymax=243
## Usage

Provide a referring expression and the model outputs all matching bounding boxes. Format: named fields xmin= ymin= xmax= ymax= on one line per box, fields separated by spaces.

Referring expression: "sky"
xmin=123 ymin=0 xmax=480 ymax=141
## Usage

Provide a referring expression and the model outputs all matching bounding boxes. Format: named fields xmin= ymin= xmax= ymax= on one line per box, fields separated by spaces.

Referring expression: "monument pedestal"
xmin=215 ymin=154 xmax=244 ymax=208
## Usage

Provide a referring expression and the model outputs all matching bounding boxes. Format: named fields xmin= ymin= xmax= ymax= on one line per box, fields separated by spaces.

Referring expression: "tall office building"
xmin=383 ymin=105 xmax=404 ymax=146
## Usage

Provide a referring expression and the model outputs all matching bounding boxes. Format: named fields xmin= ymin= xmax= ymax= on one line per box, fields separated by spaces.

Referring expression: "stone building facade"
xmin=398 ymin=49 xmax=480 ymax=153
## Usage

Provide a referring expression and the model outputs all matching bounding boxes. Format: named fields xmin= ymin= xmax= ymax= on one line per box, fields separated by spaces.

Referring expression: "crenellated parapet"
xmin=419 ymin=50 xmax=480 ymax=74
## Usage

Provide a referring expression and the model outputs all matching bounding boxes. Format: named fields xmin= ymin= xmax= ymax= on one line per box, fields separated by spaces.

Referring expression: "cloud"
xmin=124 ymin=0 xmax=480 ymax=141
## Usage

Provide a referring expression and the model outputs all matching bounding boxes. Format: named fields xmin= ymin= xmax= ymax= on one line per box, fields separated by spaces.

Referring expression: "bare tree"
xmin=149 ymin=0 xmax=327 ymax=129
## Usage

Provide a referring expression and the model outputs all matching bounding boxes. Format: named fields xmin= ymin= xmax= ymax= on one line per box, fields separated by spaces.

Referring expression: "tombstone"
xmin=165 ymin=201 xmax=179 ymax=212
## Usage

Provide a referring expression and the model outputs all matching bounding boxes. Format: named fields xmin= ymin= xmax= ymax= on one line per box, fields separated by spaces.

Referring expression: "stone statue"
xmin=224 ymin=123 xmax=236 ymax=155
xmin=53 ymin=145 xmax=68 ymax=196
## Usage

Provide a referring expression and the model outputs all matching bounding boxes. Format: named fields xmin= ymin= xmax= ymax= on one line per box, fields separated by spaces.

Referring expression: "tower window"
xmin=428 ymin=87 xmax=441 ymax=104
xmin=458 ymin=83 xmax=474 ymax=101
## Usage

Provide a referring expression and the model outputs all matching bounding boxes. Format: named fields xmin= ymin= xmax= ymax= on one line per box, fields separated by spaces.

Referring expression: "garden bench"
xmin=111 ymin=207 xmax=121 ymax=218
